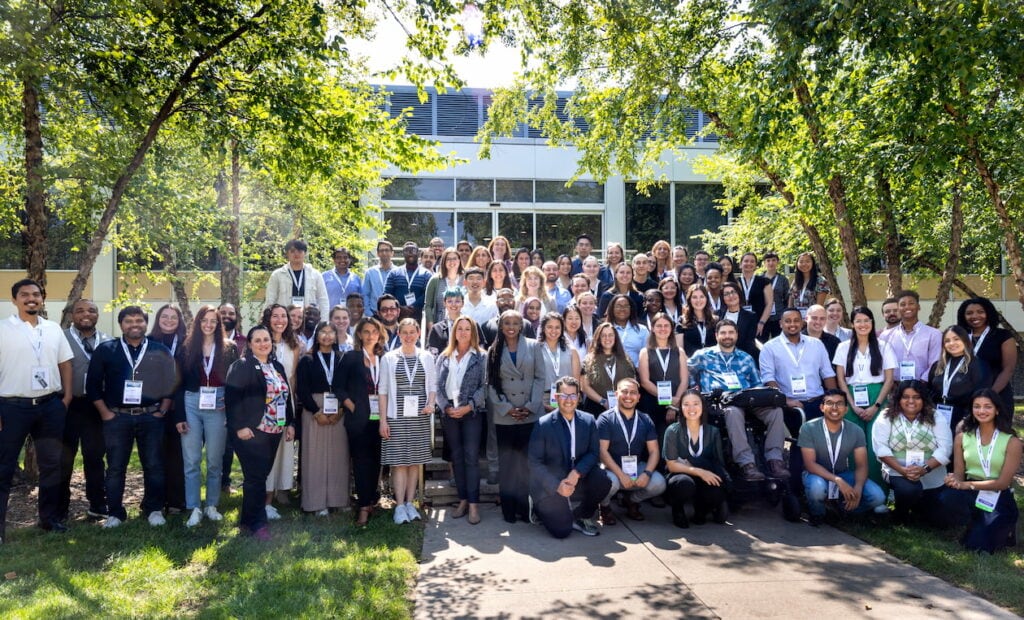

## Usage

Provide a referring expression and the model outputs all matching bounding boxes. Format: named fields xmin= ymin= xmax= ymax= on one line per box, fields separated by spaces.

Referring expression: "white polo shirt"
xmin=0 ymin=314 xmax=74 ymax=397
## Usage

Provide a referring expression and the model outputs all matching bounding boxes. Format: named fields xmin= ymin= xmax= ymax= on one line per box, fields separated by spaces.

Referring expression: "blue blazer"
xmin=528 ymin=410 xmax=601 ymax=501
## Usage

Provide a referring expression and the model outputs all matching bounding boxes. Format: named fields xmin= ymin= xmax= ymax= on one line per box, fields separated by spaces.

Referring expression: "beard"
xmin=222 ymin=318 xmax=237 ymax=331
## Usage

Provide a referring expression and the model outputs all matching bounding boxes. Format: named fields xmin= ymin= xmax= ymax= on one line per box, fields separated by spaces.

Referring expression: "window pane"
xmin=0 ymin=218 xmax=82 ymax=270
xmin=498 ymin=213 xmax=534 ymax=250
xmin=456 ymin=212 xmax=492 ymax=247
xmin=496 ymin=180 xmax=534 ymax=202
xmin=383 ymin=177 xmax=454 ymax=201
xmin=625 ymin=183 xmax=671 ymax=255
xmin=674 ymin=183 xmax=726 ymax=253
xmin=456 ymin=179 xmax=494 ymax=202
xmin=535 ymin=180 xmax=604 ymax=204
xmin=535 ymin=213 xmax=602 ymax=259
xmin=384 ymin=211 xmax=454 ymax=248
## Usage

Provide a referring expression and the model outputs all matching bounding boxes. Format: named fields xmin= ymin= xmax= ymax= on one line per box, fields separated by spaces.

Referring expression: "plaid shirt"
xmin=688 ymin=346 xmax=762 ymax=392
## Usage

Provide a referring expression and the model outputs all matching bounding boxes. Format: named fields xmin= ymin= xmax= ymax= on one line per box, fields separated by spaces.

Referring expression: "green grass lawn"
xmin=0 ymin=492 xmax=421 ymax=619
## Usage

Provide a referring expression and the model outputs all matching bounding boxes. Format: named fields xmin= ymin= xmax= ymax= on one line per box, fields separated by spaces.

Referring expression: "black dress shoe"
xmin=672 ymin=510 xmax=689 ymax=529
xmin=38 ymin=520 xmax=68 ymax=533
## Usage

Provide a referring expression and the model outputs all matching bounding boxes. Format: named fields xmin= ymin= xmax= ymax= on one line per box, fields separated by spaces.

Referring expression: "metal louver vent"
xmin=388 ymin=90 xmax=433 ymax=135
xmin=436 ymin=92 xmax=480 ymax=137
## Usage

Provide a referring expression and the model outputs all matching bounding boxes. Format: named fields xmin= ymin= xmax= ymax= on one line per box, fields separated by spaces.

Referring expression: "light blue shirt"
xmin=322 ymin=269 xmax=363 ymax=311
xmin=548 ymin=285 xmax=572 ymax=313
xmin=759 ymin=334 xmax=835 ymax=400
xmin=363 ymin=265 xmax=394 ymax=315
xmin=614 ymin=323 xmax=649 ymax=368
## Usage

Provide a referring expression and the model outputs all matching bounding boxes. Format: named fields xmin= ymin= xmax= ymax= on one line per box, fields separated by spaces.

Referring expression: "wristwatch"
xmin=923 ymin=464 xmax=933 ymax=473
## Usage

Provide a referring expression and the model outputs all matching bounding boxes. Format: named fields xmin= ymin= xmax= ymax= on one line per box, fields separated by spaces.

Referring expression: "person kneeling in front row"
xmin=798 ymin=389 xmax=886 ymax=526
xmin=528 ymin=376 xmax=611 ymax=538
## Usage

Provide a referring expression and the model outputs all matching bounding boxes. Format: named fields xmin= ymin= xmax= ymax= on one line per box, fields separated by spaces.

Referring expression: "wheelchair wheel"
xmin=782 ymin=492 xmax=802 ymax=522
xmin=766 ymin=481 xmax=782 ymax=507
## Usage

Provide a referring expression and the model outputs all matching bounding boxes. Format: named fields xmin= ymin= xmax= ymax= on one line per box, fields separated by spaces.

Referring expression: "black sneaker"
xmin=572 ymin=518 xmax=600 ymax=536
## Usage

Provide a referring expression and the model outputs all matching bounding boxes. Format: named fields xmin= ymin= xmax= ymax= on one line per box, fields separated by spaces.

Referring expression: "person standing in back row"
xmin=265 ymin=239 xmax=330 ymax=312
xmin=879 ymin=290 xmax=942 ymax=383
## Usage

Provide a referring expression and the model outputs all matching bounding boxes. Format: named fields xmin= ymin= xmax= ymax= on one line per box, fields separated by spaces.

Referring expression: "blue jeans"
xmin=181 ymin=389 xmax=227 ymax=510
xmin=442 ymin=411 xmax=483 ymax=503
xmin=103 ymin=412 xmax=165 ymax=521
xmin=803 ymin=470 xmax=885 ymax=518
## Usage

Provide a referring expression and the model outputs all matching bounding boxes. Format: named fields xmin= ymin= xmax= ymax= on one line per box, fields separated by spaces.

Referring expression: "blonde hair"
xmin=441 ymin=316 xmax=484 ymax=357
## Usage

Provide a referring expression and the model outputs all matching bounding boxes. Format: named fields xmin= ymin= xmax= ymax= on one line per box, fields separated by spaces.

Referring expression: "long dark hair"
xmin=150 ymin=304 xmax=187 ymax=343
xmin=261 ymin=304 xmax=301 ymax=351
xmin=562 ymin=305 xmax=587 ymax=349
xmin=487 ymin=310 xmax=523 ymax=399
xmin=961 ymin=388 xmax=1017 ymax=435
xmin=310 ymin=321 xmax=339 ymax=354
xmin=885 ymin=380 xmax=935 ymax=426
xmin=485 ymin=260 xmax=513 ymax=295
xmin=604 ymin=293 xmax=640 ymax=328
xmin=844 ymin=307 xmax=882 ymax=377
xmin=539 ymin=312 xmax=567 ymax=351
xmin=681 ymin=283 xmax=717 ymax=330
xmin=680 ymin=388 xmax=709 ymax=425
xmin=956 ymin=297 xmax=999 ymax=333
xmin=792 ymin=252 xmax=820 ymax=299
xmin=353 ymin=317 xmax=385 ymax=357
xmin=183 ymin=305 xmax=232 ymax=378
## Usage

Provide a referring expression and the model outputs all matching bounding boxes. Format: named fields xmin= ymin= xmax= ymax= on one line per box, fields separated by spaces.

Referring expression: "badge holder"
xmin=323 ymin=393 xmax=340 ymax=415
xmin=606 ymin=391 xmax=618 ymax=410
xmin=852 ymin=384 xmax=870 ymax=407
xmin=403 ymin=395 xmax=420 ymax=417
xmin=975 ymin=490 xmax=1000 ymax=513
xmin=621 ymin=455 xmax=639 ymax=480
xmin=656 ymin=381 xmax=673 ymax=406
xmin=123 ymin=380 xmax=144 ymax=405
xmin=199 ymin=386 xmax=218 ymax=410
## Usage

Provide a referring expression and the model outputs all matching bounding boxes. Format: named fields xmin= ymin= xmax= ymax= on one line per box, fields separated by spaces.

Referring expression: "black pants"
xmin=887 ymin=476 xmax=943 ymax=525
xmin=221 ymin=442 xmax=235 ymax=488
xmin=665 ymin=472 xmax=727 ymax=521
xmin=535 ymin=470 xmax=611 ymax=538
xmin=233 ymin=430 xmax=281 ymax=531
xmin=496 ymin=422 xmax=535 ymax=522
xmin=0 ymin=397 xmax=65 ymax=533
xmin=348 ymin=420 xmax=382 ymax=508
xmin=443 ymin=412 xmax=483 ymax=503
xmin=163 ymin=420 xmax=185 ymax=510
xmin=58 ymin=397 xmax=107 ymax=519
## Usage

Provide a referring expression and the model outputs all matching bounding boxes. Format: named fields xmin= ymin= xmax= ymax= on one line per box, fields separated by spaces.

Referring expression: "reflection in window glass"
xmin=456 ymin=179 xmax=494 ymax=202
xmin=674 ymin=183 xmax=726 ymax=254
xmin=625 ymin=183 xmax=671 ymax=255
xmin=535 ymin=180 xmax=604 ymax=203
xmin=496 ymin=180 xmax=534 ymax=202
xmin=383 ymin=178 xmax=455 ymax=201
xmin=535 ymin=213 xmax=602 ymax=258
xmin=456 ymin=212 xmax=492 ymax=248
xmin=498 ymin=213 xmax=534 ymax=250
xmin=384 ymin=211 xmax=454 ymax=247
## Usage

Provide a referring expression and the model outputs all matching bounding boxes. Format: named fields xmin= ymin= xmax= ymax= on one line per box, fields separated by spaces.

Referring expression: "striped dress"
xmin=381 ymin=353 xmax=433 ymax=466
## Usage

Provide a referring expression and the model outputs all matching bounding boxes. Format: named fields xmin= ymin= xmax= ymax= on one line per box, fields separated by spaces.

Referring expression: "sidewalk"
xmin=416 ymin=503 xmax=1018 ymax=619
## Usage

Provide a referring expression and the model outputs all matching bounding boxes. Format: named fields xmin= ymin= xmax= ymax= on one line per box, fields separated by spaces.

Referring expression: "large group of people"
xmin=0 ymin=233 xmax=1019 ymax=554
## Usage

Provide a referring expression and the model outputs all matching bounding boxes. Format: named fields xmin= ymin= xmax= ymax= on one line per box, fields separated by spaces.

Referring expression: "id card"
xmin=975 ymin=490 xmax=1000 ymax=512
xmin=827 ymin=480 xmax=839 ymax=500
xmin=31 ymin=366 xmax=51 ymax=391
xmin=291 ymin=296 xmax=305 ymax=307
xmin=899 ymin=360 xmax=916 ymax=380
xmin=550 ymin=382 xmax=558 ymax=408
xmin=403 ymin=395 xmax=420 ymax=417
xmin=275 ymin=401 xmax=287 ymax=426
xmin=606 ymin=390 xmax=618 ymax=411
xmin=852 ymin=384 xmax=870 ymax=407
xmin=742 ymin=305 xmax=753 ymax=313
xmin=935 ymin=403 xmax=953 ymax=428
xmin=322 ymin=394 xmax=339 ymax=415
xmin=199 ymin=386 xmax=218 ymax=410
xmin=404 ymin=293 xmax=416 ymax=306
xmin=621 ymin=455 xmax=639 ymax=480
xmin=722 ymin=371 xmax=742 ymax=391
xmin=657 ymin=381 xmax=673 ymax=406
xmin=790 ymin=374 xmax=807 ymax=396
xmin=369 ymin=399 xmax=380 ymax=421
xmin=905 ymin=449 xmax=925 ymax=467
xmin=123 ymin=380 xmax=143 ymax=405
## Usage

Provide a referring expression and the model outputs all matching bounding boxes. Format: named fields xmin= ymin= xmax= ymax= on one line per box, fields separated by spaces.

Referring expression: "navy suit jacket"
xmin=528 ymin=410 xmax=601 ymax=501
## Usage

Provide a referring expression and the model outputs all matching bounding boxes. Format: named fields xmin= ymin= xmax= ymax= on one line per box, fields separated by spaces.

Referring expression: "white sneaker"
xmin=204 ymin=506 xmax=223 ymax=522
xmin=405 ymin=502 xmax=422 ymax=521
xmin=265 ymin=505 xmax=281 ymax=520
xmin=148 ymin=511 xmax=166 ymax=527
xmin=316 ymin=509 xmax=329 ymax=517
xmin=103 ymin=516 xmax=123 ymax=529
xmin=394 ymin=503 xmax=409 ymax=524
xmin=186 ymin=508 xmax=203 ymax=528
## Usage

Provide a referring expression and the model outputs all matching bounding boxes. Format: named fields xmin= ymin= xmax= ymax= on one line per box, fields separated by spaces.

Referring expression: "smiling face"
xmin=672 ymin=247 xmax=688 ymax=267
xmin=688 ymin=289 xmax=707 ymax=312
xmin=330 ymin=307 xmax=350 ymax=333
xmin=583 ymin=257 xmax=600 ymax=278
xmin=358 ymin=322 xmax=382 ymax=349
xmin=454 ymin=318 xmax=474 ymax=347
xmin=158 ymin=308 xmax=179 ymax=334
xmin=611 ymin=297 xmax=632 ymax=322
xmin=71 ymin=300 xmax=99 ymax=331
xmin=577 ymin=294 xmax=597 ymax=316
xmin=644 ymin=291 xmax=664 ymax=315
xmin=681 ymin=392 xmax=703 ymax=421
xmin=740 ymin=254 xmax=757 ymax=274
xmin=614 ymin=263 xmax=633 ymax=286
xmin=796 ymin=253 xmax=813 ymax=274
xmin=704 ymin=269 xmax=722 ymax=292
xmin=398 ymin=321 xmax=420 ymax=346
xmin=288 ymin=306 xmax=303 ymax=331
xmin=943 ymin=330 xmax=966 ymax=356
xmin=524 ymin=300 xmax=542 ymax=322
xmin=607 ymin=244 xmax=623 ymax=265
xmin=826 ymin=302 xmax=843 ymax=324
xmin=500 ymin=313 xmax=523 ymax=340
xmin=850 ymin=311 xmax=873 ymax=337
xmin=899 ymin=387 xmax=923 ymax=418
xmin=971 ymin=396 xmax=998 ymax=425
xmin=317 ymin=325 xmax=338 ymax=350
xmin=564 ymin=308 xmax=582 ymax=333
xmin=597 ymin=326 xmax=616 ymax=353
xmin=199 ymin=310 xmax=219 ymax=337
xmin=963 ymin=303 xmax=988 ymax=331
xmin=270 ymin=307 xmax=290 ymax=336
xmin=616 ymin=380 xmax=640 ymax=410
xmin=543 ymin=317 xmax=563 ymax=342
xmin=249 ymin=329 xmax=274 ymax=359
xmin=821 ymin=394 xmax=847 ymax=423
xmin=652 ymin=315 xmax=674 ymax=341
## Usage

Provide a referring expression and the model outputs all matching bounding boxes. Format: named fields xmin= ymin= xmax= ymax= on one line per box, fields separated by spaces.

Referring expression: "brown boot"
xmin=599 ymin=504 xmax=617 ymax=526
xmin=740 ymin=463 xmax=766 ymax=482
xmin=767 ymin=459 xmax=791 ymax=480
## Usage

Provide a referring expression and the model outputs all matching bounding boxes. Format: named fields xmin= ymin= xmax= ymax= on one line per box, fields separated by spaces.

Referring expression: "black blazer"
xmin=225 ymin=357 xmax=295 ymax=433
xmin=337 ymin=350 xmax=375 ymax=435
xmin=296 ymin=350 xmax=345 ymax=414
xmin=528 ymin=410 xmax=601 ymax=501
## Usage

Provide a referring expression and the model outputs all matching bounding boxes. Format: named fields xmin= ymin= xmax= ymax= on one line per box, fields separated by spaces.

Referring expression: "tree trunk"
xmin=21 ymin=78 xmax=47 ymax=292
xmin=160 ymin=243 xmax=192 ymax=324
xmin=928 ymin=183 xmax=963 ymax=327
xmin=875 ymin=170 xmax=902 ymax=297
xmin=219 ymin=140 xmax=242 ymax=307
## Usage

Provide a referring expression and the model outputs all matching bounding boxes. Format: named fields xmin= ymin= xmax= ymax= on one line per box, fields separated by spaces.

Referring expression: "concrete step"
xmin=423 ymin=479 xmax=500 ymax=505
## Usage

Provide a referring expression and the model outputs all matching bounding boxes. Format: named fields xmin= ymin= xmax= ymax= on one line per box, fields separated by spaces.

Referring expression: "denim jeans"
xmin=603 ymin=461 xmax=668 ymax=505
xmin=103 ymin=411 xmax=165 ymax=521
xmin=181 ymin=389 xmax=227 ymax=510
xmin=802 ymin=470 xmax=885 ymax=518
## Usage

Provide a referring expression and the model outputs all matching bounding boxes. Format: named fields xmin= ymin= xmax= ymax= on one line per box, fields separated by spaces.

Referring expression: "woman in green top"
xmin=942 ymin=388 xmax=1021 ymax=553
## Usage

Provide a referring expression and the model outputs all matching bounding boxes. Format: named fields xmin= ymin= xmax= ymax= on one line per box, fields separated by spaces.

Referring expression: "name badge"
xmin=404 ymin=292 xmax=416 ymax=306
xmin=199 ymin=386 xmax=218 ymax=410
xmin=656 ymin=381 xmax=673 ymax=405
xmin=905 ymin=449 xmax=925 ymax=467
xmin=369 ymin=399 xmax=380 ymax=420
xmin=549 ymin=383 xmax=558 ymax=408
xmin=275 ymin=401 xmax=287 ymax=426
xmin=291 ymin=296 xmax=305 ymax=307
xmin=790 ymin=374 xmax=807 ymax=396
xmin=123 ymin=380 xmax=143 ymax=405
xmin=742 ymin=305 xmax=753 ymax=313
xmin=31 ymin=366 xmax=51 ymax=391
xmin=827 ymin=480 xmax=840 ymax=500
xmin=852 ymin=384 xmax=870 ymax=407
xmin=975 ymin=490 xmax=1000 ymax=513
xmin=899 ymin=360 xmax=916 ymax=380
xmin=621 ymin=455 xmax=639 ymax=480
xmin=799 ymin=307 xmax=808 ymax=319
xmin=403 ymin=394 xmax=420 ymax=417
xmin=935 ymin=403 xmax=953 ymax=427
xmin=606 ymin=390 xmax=618 ymax=411
xmin=721 ymin=372 xmax=742 ymax=391
xmin=322 ymin=394 xmax=339 ymax=415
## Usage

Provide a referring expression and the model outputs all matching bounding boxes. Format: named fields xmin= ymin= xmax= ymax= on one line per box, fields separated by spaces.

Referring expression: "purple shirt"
xmin=879 ymin=321 xmax=943 ymax=382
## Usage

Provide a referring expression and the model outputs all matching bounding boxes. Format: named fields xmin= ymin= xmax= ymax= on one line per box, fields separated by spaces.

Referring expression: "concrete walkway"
xmin=415 ymin=503 xmax=1018 ymax=619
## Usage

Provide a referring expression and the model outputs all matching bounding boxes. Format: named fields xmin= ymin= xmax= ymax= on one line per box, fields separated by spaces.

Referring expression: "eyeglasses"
xmin=556 ymin=393 xmax=580 ymax=401
xmin=822 ymin=400 xmax=846 ymax=408
xmin=380 ymin=307 xmax=399 ymax=313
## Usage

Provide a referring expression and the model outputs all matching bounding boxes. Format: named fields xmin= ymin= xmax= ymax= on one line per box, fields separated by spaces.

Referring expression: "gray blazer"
xmin=435 ymin=350 xmax=487 ymax=414
xmin=487 ymin=336 xmax=546 ymax=425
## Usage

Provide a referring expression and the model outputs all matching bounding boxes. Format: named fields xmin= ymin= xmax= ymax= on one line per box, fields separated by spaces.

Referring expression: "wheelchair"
xmin=703 ymin=390 xmax=805 ymax=522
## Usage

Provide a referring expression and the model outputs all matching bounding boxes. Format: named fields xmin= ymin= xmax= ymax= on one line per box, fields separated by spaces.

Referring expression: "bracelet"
xmin=758 ymin=320 xmax=766 ymax=325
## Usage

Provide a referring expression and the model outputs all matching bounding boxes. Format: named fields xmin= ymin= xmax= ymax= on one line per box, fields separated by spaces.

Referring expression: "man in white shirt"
xmin=461 ymin=267 xmax=497 ymax=326
xmin=264 ymin=239 xmax=329 ymax=311
xmin=0 ymin=279 xmax=75 ymax=540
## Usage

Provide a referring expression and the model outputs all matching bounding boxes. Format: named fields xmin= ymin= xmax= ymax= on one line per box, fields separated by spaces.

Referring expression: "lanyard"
xmin=318 ymin=351 xmax=336 ymax=385
xmin=696 ymin=322 xmax=707 ymax=345
xmin=709 ymin=294 xmax=721 ymax=312
xmin=824 ymin=421 xmax=844 ymax=474
xmin=718 ymin=350 xmax=736 ymax=370
xmin=364 ymin=350 xmax=380 ymax=389
xmin=798 ymin=281 xmax=811 ymax=305
xmin=166 ymin=334 xmax=178 ymax=357
xmin=289 ymin=268 xmax=305 ymax=295
xmin=899 ymin=416 xmax=919 ymax=448
xmin=941 ymin=358 xmax=965 ymax=399
xmin=401 ymin=354 xmax=420 ymax=386
xmin=331 ymin=270 xmax=352 ymax=291
xmin=977 ymin=429 xmax=1000 ymax=478
xmin=404 ymin=268 xmax=418 ymax=290
xmin=784 ymin=338 xmax=806 ymax=367
xmin=655 ymin=348 xmax=672 ymax=381
xmin=565 ymin=415 xmax=576 ymax=461
xmin=740 ymin=275 xmax=755 ymax=301
xmin=120 ymin=337 xmax=149 ymax=379
xmin=544 ymin=344 xmax=561 ymax=376
xmin=604 ymin=358 xmax=617 ymax=382
xmin=70 ymin=327 xmax=102 ymax=361
xmin=17 ymin=319 xmax=44 ymax=365
xmin=971 ymin=327 xmax=990 ymax=353
xmin=687 ymin=426 xmax=704 ymax=457
xmin=616 ymin=411 xmax=639 ymax=456
xmin=202 ymin=347 xmax=216 ymax=386
xmin=899 ymin=325 xmax=917 ymax=357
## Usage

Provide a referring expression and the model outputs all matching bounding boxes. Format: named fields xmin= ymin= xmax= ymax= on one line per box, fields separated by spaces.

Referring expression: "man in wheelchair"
xmin=687 ymin=320 xmax=791 ymax=482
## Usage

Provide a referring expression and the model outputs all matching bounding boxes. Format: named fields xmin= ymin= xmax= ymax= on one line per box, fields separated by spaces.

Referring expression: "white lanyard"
xmin=899 ymin=325 xmax=917 ymax=357
xmin=696 ymin=322 xmax=707 ymax=345
xmin=784 ymin=338 xmax=806 ymax=367
xmin=899 ymin=416 xmax=919 ymax=448
xmin=404 ymin=268 xmax=419 ymax=290
xmin=687 ymin=426 xmax=704 ymax=457
xmin=740 ymin=275 xmax=755 ymax=301
xmin=332 ymin=270 xmax=352 ymax=291
xmin=616 ymin=411 xmax=639 ymax=456
xmin=364 ymin=350 xmax=380 ymax=389
xmin=318 ymin=351 xmax=336 ymax=385
xmin=718 ymin=350 xmax=736 ymax=370
xmin=799 ymin=281 xmax=811 ymax=305
xmin=120 ymin=337 xmax=149 ymax=379
xmin=655 ymin=348 xmax=672 ymax=381
xmin=544 ymin=344 xmax=561 ymax=376
xmin=604 ymin=359 xmax=617 ymax=382
xmin=971 ymin=327 xmax=990 ymax=353
xmin=824 ymin=421 xmax=844 ymax=474
xmin=401 ymin=354 xmax=420 ymax=386
xmin=941 ymin=358 xmax=965 ymax=399
xmin=202 ymin=348 xmax=216 ymax=385
xmin=709 ymin=294 xmax=721 ymax=312
xmin=375 ymin=267 xmax=387 ymax=293
xmin=69 ymin=327 xmax=100 ymax=361
xmin=20 ymin=320 xmax=44 ymax=365
xmin=565 ymin=415 xmax=577 ymax=461
xmin=977 ymin=429 xmax=1000 ymax=478
xmin=167 ymin=334 xmax=178 ymax=357
xmin=289 ymin=268 xmax=305 ymax=295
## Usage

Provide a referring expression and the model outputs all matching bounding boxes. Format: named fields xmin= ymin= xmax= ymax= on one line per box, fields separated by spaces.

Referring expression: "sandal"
xmin=356 ymin=507 xmax=372 ymax=527
xmin=452 ymin=501 xmax=469 ymax=519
